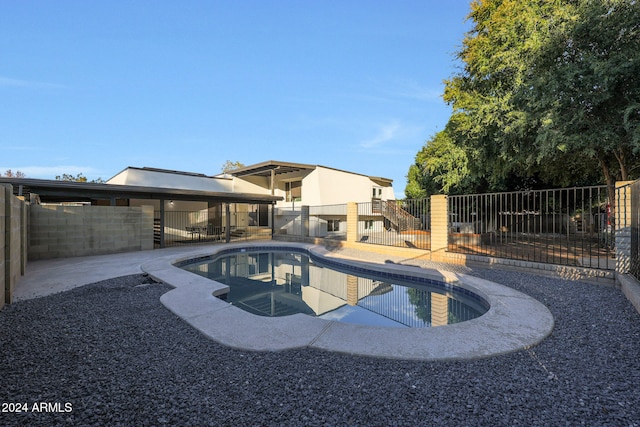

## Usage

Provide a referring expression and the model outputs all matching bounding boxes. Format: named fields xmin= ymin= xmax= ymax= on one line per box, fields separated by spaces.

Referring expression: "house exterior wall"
xmin=265 ymin=167 xmax=393 ymax=209
xmin=292 ymin=166 xmax=394 ymax=206
xmin=270 ymin=169 xmax=313 ymax=205
xmin=108 ymin=168 xmax=267 ymax=194
xmin=109 ymin=164 xmax=394 ymax=207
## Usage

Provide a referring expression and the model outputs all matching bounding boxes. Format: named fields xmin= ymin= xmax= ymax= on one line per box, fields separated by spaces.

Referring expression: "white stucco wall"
xmin=108 ymin=168 xmax=268 ymax=195
xmin=305 ymin=167 xmax=395 ymax=206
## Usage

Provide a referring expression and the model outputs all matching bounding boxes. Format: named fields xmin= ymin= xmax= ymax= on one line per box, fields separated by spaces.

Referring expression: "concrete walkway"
xmin=13 ymin=245 xmax=225 ymax=301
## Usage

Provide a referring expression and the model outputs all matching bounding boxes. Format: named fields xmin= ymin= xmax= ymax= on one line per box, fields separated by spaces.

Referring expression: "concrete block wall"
xmin=0 ymin=186 xmax=5 ymax=308
xmin=1 ymin=184 xmax=27 ymax=308
xmin=29 ymin=204 xmax=154 ymax=261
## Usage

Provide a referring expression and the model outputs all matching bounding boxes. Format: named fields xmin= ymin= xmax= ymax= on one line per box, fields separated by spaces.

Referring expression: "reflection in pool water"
xmin=180 ymin=250 xmax=488 ymax=328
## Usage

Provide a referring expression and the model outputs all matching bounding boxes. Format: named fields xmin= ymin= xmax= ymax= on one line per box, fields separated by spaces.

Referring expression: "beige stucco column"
xmin=347 ymin=202 xmax=358 ymax=242
xmin=430 ymin=194 xmax=449 ymax=252
xmin=346 ymin=274 xmax=358 ymax=306
xmin=430 ymin=292 xmax=449 ymax=327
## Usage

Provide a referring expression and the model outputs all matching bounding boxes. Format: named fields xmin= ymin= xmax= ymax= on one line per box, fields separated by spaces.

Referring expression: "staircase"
xmin=373 ymin=199 xmax=421 ymax=232
xmin=230 ymin=228 xmax=246 ymax=238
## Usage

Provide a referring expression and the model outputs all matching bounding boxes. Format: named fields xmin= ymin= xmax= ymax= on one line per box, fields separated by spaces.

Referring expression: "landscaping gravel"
xmin=1 ymin=259 xmax=639 ymax=426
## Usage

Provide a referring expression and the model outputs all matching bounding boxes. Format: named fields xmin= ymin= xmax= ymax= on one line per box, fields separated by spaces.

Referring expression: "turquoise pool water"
xmin=179 ymin=248 xmax=488 ymax=328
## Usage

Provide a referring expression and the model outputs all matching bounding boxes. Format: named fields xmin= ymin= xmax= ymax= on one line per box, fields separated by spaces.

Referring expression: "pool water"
xmin=180 ymin=249 xmax=488 ymax=328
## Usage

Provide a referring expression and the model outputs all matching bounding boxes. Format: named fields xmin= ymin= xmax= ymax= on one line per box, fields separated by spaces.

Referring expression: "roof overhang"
xmin=0 ymin=178 xmax=282 ymax=204
xmin=229 ymin=160 xmax=316 ymax=178
xmin=230 ymin=160 xmax=393 ymax=185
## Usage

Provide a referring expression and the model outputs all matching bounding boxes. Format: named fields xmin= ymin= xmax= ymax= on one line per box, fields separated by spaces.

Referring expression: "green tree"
xmin=443 ymin=0 xmax=570 ymax=189
xmin=56 ymin=173 xmax=88 ymax=182
xmin=405 ymin=130 xmax=474 ymax=196
xmin=2 ymin=169 xmax=26 ymax=178
xmin=413 ymin=0 xmax=634 ymax=197
xmin=221 ymin=160 xmax=245 ymax=173
xmin=55 ymin=173 xmax=105 ymax=183
xmin=521 ymin=0 xmax=640 ymax=186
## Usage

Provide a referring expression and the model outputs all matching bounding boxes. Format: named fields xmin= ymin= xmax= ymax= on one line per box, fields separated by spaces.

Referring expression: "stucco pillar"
xmin=430 ymin=195 xmax=449 ymax=252
xmin=347 ymin=202 xmax=358 ymax=242
xmin=430 ymin=292 xmax=449 ymax=327
xmin=616 ymin=181 xmax=633 ymax=274
xmin=346 ymin=274 xmax=358 ymax=306
xmin=346 ymin=202 xmax=358 ymax=242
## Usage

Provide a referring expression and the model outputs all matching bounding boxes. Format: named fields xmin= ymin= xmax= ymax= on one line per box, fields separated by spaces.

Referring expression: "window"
xmin=372 ymin=187 xmax=382 ymax=198
xmin=285 ymin=181 xmax=302 ymax=202
xmin=327 ymin=219 xmax=341 ymax=232
xmin=364 ymin=220 xmax=374 ymax=230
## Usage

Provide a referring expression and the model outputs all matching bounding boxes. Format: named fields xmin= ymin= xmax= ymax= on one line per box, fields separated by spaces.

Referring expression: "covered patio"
xmin=1 ymin=177 xmax=282 ymax=249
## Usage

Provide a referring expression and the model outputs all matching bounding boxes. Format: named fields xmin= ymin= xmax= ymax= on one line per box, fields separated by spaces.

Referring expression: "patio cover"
xmin=0 ymin=177 xmax=282 ymax=205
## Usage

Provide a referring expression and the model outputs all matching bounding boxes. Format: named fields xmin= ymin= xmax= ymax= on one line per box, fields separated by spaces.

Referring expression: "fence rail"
xmin=358 ymin=198 xmax=430 ymax=249
xmin=231 ymin=184 xmax=624 ymax=272
xmin=448 ymin=185 xmax=615 ymax=270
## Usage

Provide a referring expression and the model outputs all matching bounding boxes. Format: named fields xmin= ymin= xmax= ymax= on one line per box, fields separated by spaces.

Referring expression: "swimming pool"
xmin=178 ymin=248 xmax=489 ymax=328
xmin=144 ymin=242 xmax=554 ymax=360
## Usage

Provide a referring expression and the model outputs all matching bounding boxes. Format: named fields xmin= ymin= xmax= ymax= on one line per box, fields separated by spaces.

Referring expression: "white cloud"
xmin=1 ymin=145 xmax=42 ymax=151
xmin=359 ymin=120 xmax=424 ymax=150
xmin=360 ymin=121 xmax=402 ymax=149
xmin=0 ymin=76 xmax=66 ymax=89
xmin=386 ymin=79 xmax=442 ymax=102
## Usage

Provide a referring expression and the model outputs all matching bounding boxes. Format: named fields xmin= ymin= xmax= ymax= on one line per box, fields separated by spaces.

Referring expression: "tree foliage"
xmin=523 ymin=0 xmax=640 ymax=185
xmin=407 ymin=0 xmax=640 ymax=196
xmin=406 ymin=130 xmax=473 ymax=197
xmin=221 ymin=160 xmax=245 ymax=173
xmin=2 ymin=169 xmax=26 ymax=178
xmin=55 ymin=173 xmax=105 ymax=183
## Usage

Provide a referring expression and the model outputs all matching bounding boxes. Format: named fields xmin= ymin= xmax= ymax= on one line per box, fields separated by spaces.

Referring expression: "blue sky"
xmin=1 ymin=1 xmax=471 ymax=197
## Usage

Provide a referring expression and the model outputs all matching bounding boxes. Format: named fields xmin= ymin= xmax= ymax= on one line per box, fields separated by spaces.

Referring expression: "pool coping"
xmin=142 ymin=241 xmax=554 ymax=361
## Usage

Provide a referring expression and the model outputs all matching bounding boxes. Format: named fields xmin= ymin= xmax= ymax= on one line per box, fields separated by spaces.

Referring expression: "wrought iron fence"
xmin=357 ymin=198 xmax=430 ymax=249
xmin=448 ymin=186 xmax=615 ymax=270
xmin=629 ymin=181 xmax=640 ymax=280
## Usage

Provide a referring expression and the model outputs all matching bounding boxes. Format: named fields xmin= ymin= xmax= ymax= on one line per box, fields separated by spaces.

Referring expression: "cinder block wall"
xmin=29 ymin=204 xmax=154 ymax=261
xmin=1 ymin=184 xmax=27 ymax=307
xmin=0 ymin=186 xmax=5 ymax=308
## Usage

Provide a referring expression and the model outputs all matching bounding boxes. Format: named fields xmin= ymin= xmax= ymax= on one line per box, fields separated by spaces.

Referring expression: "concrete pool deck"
xmin=13 ymin=242 xmax=554 ymax=361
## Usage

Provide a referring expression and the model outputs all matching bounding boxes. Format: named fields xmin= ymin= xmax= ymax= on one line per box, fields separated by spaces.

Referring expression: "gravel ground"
xmin=1 ymin=254 xmax=639 ymax=426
